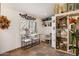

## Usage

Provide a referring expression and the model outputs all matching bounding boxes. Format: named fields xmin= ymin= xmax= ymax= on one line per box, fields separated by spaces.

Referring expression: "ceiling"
xmin=1 ymin=3 xmax=55 ymax=18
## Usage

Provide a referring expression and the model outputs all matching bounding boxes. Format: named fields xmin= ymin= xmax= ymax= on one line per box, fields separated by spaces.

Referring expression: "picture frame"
xmin=74 ymin=3 xmax=79 ymax=10
xmin=67 ymin=3 xmax=75 ymax=12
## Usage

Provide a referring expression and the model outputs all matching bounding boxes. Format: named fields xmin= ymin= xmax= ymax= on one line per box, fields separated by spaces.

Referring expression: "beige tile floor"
xmin=0 ymin=42 xmax=73 ymax=56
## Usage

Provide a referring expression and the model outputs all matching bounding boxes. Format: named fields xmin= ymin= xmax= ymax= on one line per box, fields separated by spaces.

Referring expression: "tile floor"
xmin=0 ymin=42 xmax=73 ymax=56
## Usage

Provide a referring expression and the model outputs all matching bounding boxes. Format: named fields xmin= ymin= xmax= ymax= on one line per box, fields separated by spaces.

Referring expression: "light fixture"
xmin=19 ymin=13 xmax=36 ymax=20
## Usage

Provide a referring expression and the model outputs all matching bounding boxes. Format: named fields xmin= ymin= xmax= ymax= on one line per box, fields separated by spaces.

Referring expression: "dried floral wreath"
xmin=0 ymin=16 xmax=10 ymax=29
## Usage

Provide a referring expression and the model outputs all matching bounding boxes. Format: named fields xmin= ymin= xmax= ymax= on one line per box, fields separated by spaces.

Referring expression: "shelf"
xmin=55 ymin=10 xmax=79 ymax=16
xmin=55 ymin=11 xmax=79 ymax=55
xmin=69 ymin=44 xmax=76 ymax=47
xmin=56 ymin=49 xmax=75 ymax=56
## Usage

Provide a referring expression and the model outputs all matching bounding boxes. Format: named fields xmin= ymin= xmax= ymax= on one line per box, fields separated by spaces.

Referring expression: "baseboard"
xmin=0 ymin=42 xmax=41 ymax=55
xmin=0 ymin=47 xmax=21 ymax=55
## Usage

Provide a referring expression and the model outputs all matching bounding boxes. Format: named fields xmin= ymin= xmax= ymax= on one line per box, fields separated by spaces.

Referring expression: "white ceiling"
xmin=1 ymin=3 xmax=55 ymax=18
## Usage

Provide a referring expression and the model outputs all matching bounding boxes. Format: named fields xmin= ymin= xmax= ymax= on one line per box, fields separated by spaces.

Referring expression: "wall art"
xmin=0 ymin=16 xmax=10 ymax=30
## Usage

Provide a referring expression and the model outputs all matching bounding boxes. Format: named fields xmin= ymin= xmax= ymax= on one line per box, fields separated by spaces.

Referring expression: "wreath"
xmin=0 ymin=16 xmax=10 ymax=29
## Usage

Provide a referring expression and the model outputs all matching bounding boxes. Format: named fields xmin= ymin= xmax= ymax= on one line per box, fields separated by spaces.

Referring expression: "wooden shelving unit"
xmin=54 ymin=10 xmax=79 ymax=56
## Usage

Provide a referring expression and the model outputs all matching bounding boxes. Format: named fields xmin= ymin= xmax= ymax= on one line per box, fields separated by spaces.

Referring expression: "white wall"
xmin=43 ymin=27 xmax=52 ymax=34
xmin=35 ymin=18 xmax=52 ymax=41
xmin=0 ymin=4 xmax=44 ymax=54
xmin=0 ymin=4 xmax=21 ymax=54
xmin=3 ymin=3 xmax=55 ymax=18
xmin=41 ymin=27 xmax=52 ymax=41
xmin=0 ymin=3 xmax=54 ymax=54
xmin=35 ymin=18 xmax=43 ymax=34
xmin=35 ymin=18 xmax=44 ymax=41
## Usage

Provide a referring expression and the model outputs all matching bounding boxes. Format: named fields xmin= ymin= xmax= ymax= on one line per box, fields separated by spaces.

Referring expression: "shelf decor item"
xmin=76 ymin=17 xmax=79 ymax=30
xmin=0 ymin=16 xmax=10 ymax=30
xmin=42 ymin=17 xmax=52 ymax=27
xmin=54 ymin=4 xmax=59 ymax=14
xmin=54 ymin=4 xmax=65 ymax=14
xmin=74 ymin=3 xmax=79 ymax=10
xmin=56 ymin=16 xmax=68 ymax=51
xmin=69 ymin=18 xmax=76 ymax=24
xmin=67 ymin=3 xmax=75 ymax=11
xmin=19 ymin=13 xmax=36 ymax=20
xmin=63 ymin=4 xmax=68 ymax=12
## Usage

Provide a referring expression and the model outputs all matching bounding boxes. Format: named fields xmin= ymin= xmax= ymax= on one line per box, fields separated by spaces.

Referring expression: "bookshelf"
xmin=54 ymin=10 xmax=79 ymax=55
